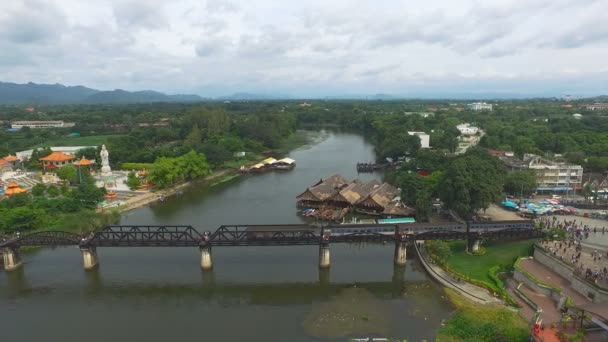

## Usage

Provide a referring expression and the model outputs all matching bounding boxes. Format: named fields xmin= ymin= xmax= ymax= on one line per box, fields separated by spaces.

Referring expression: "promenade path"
xmin=416 ymin=243 xmax=502 ymax=304
xmin=519 ymin=258 xmax=590 ymax=306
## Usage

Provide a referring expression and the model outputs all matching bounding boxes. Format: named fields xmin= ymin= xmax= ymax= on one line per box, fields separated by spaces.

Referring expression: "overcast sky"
xmin=1 ymin=0 xmax=607 ymax=97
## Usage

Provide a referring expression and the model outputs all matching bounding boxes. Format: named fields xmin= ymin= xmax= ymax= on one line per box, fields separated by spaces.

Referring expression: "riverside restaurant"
xmin=297 ymin=174 xmax=415 ymax=222
xmin=241 ymin=157 xmax=296 ymax=173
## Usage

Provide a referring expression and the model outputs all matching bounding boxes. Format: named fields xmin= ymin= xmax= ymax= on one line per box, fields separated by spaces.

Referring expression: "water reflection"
xmin=3 ymin=263 xmax=418 ymax=305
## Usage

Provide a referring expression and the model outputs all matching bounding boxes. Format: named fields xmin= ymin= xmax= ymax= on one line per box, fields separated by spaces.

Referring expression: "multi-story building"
xmin=11 ymin=120 xmax=65 ymax=129
xmin=528 ymin=156 xmax=583 ymax=192
xmin=467 ymin=102 xmax=493 ymax=111
xmin=456 ymin=123 xmax=480 ymax=135
xmin=584 ymin=103 xmax=608 ymax=111
xmin=407 ymin=131 xmax=430 ymax=148
xmin=493 ymin=152 xmax=584 ymax=192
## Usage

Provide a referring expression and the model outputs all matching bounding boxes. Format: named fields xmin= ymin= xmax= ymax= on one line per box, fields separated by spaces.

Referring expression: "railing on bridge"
xmin=87 ymin=225 xmax=203 ymax=247
xmin=211 ymin=225 xmax=320 ymax=246
xmin=0 ymin=220 xmax=541 ymax=249
xmin=0 ymin=220 xmax=543 ymax=272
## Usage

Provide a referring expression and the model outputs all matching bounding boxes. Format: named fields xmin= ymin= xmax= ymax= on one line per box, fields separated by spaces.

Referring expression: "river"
xmin=0 ymin=131 xmax=452 ymax=341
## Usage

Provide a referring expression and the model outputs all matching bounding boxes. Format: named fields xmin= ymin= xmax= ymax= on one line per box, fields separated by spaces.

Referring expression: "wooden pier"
xmin=356 ymin=162 xmax=388 ymax=173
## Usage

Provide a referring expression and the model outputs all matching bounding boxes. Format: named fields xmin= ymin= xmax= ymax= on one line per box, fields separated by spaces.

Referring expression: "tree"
xmin=148 ymin=157 xmax=182 ymax=188
xmin=0 ymin=206 xmax=46 ymax=232
xmin=47 ymin=185 xmax=60 ymax=197
xmin=379 ymin=133 xmax=421 ymax=161
xmin=415 ymin=187 xmax=432 ymax=222
xmin=426 ymin=240 xmax=452 ymax=265
xmin=31 ymin=184 xmax=46 ymax=197
xmin=70 ymin=182 xmax=106 ymax=209
xmin=76 ymin=147 xmax=98 ymax=160
xmin=397 ymin=171 xmax=426 ymax=207
xmin=27 ymin=147 xmax=52 ymax=170
xmin=504 ymin=170 xmax=537 ymax=197
xmin=184 ymin=125 xmax=203 ymax=151
xmin=178 ymin=150 xmax=211 ymax=180
xmin=202 ymin=142 xmax=232 ymax=167
xmin=582 ymin=183 xmax=593 ymax=203
xmin=55 ymin=164 xmax=79 ymax=184
xmin=126 ymin=171 xmax=142 ymax=190
xmin=439 ymin=150 xmax=506 ymax=219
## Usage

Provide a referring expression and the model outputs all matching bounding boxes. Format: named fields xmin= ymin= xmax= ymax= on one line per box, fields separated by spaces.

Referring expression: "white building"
xmin=407 ymin=131 xmax=430 ymax=148
xmin=11 ymin=120 xmax=65 ymax=129
xmin=527 ymin=156 xmax=583 ymax=192
xmin=15 ymin=146 xmax=96 ymax=161
xmin=456 ymin=123 xmax=480 ymax=135
xmin=584 ymin=103 xmax=608 ymax=111
xmin=572 ymin=113 xmax=583 ymax=120
xmin=467 ymin=102 xmax=493 ymax=111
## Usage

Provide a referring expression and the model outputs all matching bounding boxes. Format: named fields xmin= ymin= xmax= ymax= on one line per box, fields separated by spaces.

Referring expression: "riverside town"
xmin=1 ymin=1 xmax=608 ymax=341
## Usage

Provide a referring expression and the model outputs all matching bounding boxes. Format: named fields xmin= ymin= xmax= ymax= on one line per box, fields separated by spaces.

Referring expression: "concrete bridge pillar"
xmin=200 ymin=245 xmax=213 ymax=270
xmin=394 ymin=241 xmax=407 ymax=266
xmin=80 ymin=247 xmax=99 ymax=270
xmin=318 ymin=243 xmax=330 ymax=269
xmin=471 ymin=239 xmax=482 ymax=253
xmin=2 ymin=247 xmax=23 ymax=271
xmin=318 ymin=267 xmax=330 ymax=287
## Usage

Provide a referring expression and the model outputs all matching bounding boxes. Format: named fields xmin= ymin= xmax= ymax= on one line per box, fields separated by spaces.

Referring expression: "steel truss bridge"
xmin=0 ymin=220 xmax=542 ymax=249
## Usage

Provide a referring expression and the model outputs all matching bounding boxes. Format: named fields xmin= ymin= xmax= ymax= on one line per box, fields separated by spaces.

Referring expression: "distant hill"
xmin=218 ymin=92 xmax=292 ymax=100
xmin=0 ymin=81 xmax=203 ymax=105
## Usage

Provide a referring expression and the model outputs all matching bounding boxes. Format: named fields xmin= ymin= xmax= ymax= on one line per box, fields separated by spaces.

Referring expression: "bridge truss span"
xmin=87 ymin=225 xmax=202 ymax=247
xmin=10 ymin=231 xmax=82 ymax=247
xmin=211 ymin=225 xmax=321 ymax=246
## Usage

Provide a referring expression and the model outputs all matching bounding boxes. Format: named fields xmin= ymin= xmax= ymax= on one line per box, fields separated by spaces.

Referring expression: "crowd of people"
xmin=536 ymin=216 xmax=608 ymax=286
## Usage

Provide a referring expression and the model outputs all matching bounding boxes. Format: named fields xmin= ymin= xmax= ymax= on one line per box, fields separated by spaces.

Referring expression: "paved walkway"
xmin=416 ymin=242 xmax=502 ymax=304
xmin=518 ymin=284 xmax=562 ymax=323
xmin=505 ymin=278 xmax=536 ymax=321
xmin=519 ymin=258 xmax=590 ymax=306
xmin=540 ymin=240 xmax=608 ymax=288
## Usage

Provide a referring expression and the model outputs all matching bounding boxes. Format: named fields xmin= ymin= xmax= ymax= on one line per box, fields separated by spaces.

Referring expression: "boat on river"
xmin=275 ymin=158 xmax=296 ymax=170
xmin=242 ymin=157 xmax=296 ymax=173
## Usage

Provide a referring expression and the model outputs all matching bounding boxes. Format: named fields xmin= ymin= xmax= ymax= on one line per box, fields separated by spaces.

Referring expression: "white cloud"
xmin=0 ymin=0 xmax=606 ymax=96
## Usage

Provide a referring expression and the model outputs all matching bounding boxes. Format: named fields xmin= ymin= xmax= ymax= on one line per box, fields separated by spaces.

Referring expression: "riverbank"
xmin=115 ymin=169 xmax=238 ymax=214
xmin=114 ymin=130 xmax=320 ymax=214
xmin=437 ymin=288 xmax=529 ymax=342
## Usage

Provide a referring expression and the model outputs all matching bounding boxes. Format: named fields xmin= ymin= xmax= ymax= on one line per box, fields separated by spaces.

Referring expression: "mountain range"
xmin=0 ymin=81 xmax=606 ymax=104
xmin=0 ymin=82 xmax=204 ymax=105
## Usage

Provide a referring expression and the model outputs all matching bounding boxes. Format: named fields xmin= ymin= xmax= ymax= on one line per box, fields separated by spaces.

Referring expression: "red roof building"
xmin=39 ymin=151 xmax=76 ymax=170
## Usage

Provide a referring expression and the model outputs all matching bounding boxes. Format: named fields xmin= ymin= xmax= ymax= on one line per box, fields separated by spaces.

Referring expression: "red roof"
xmin=3 ymin=155 xmax=19 ymax=162
xmin=74 ymin=158 xmax=93 ymax=166
xmin=487 ymin=149 xmax=507 ymax=157
xmin=39 ymin=151 xmax=75 ymax=162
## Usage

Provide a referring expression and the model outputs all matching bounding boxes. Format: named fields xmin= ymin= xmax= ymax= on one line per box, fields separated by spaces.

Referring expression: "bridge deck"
xmin=0 ymin=220 xmax=539 ymax=248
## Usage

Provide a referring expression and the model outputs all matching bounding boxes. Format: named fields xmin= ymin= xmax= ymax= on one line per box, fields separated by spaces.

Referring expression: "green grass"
xmin=437 ymin=288 xmax=529 ymax=342
xmin=29 ymin=135 xmax=125 ymax=149
xmin=445 ymin=240 xmax=535 ymax=288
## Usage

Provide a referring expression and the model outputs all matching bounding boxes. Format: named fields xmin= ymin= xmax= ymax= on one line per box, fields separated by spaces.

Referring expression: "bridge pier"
xmin=2 ymin=247 xmax=23 ymax=271
xmin=80 ymin=247 xmax=99 ymax=270
xmin=200 ymin=245 xmax=213 ymax=270
xmin=318 ymin=243 xmax=330 ymax=269
xmin=318 ymin=267 xmax=330 ymax=287
xmin=470 ymin=239 xmax=482 ymax=253
xmin=393 ymin=241 xmax=407 ymax=266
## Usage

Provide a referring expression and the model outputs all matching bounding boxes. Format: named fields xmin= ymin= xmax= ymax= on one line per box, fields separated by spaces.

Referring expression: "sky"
xmin=0 ymin=0 xmax=607 ymax=98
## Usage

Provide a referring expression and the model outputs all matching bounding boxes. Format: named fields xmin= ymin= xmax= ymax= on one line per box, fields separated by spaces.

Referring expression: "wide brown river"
xmin=0 ymin=131 xmax=452 ymax=341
